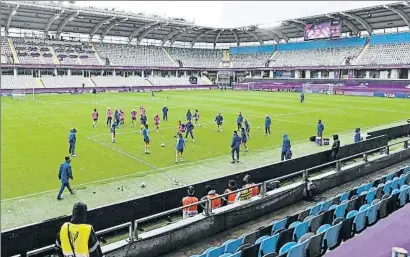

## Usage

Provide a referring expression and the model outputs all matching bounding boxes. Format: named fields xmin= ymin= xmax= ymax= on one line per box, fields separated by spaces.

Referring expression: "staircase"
xmin=162 ymin=48 xmax=179 ymax=67
xmin=201 ymin=74 xmax=213 ymax=85
xmin=36 ymin=78 xmax=46 ymax=88
xmin=90 ymin=78 xmax=98 ymax=87
xmin=351 ymin=42 xmax=370 ymax=65
xmin=91 ymin=43 xmax=104 ymax=65
xmin=48 ymin=46 xmax=60 ymax=64
xmin=145 ymin=78 xmax=155 ymax=86
xmin=8 ymin=38 xmax=19 ymax=64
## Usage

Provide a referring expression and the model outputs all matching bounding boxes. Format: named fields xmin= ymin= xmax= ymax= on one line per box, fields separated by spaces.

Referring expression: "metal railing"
xmin=20 ymin=138 xmax=410 ymax=257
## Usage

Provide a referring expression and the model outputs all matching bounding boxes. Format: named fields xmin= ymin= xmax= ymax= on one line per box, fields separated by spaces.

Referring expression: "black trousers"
xmin=106 ymin=117 xmax=112 ymax=126
xmin=163 ymin=114 xmax=168 ymax=121
xmin=231 ymin=147 xmax=240 ymax=160
xmin=265 ymin=127 xmax=271 ymax=135
xmin=281 ymin=151 xmax=286 ymax=161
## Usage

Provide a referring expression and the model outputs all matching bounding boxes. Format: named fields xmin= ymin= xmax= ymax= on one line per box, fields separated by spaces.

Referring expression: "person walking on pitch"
xmin=142 ymin=124 xmax=151 ymax=154
xmin=68 ymin=128 xmax=77 ymax=157
xmin=175 ymin=134 xmax=186 ymax=163
xmin=215 ymin=113 xmax=224 ymax=132
xmin=57 ymin=156 xmax=74 ymax=200
xmin=265 ymin=116 xmax=271 ymax=136
xmin=92 ymin=109 xmax=99 ymax=128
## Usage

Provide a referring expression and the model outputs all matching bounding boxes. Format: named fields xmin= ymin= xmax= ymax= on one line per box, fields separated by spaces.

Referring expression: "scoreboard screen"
xmin=304 ymin=20 xmax=342 ymax=41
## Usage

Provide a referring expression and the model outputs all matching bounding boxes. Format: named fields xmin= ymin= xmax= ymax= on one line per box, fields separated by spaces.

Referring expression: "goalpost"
xmin=302 ymin=83 xmax=334 ymax=95
xmin=247 ymin=82 xmax=256 ymax=91
xmin=10 ymin=88 xmax=26 ymax=101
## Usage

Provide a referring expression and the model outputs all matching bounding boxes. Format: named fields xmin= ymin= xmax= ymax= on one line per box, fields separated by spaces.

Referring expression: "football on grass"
xmin=161 ymin=143 xmax=165 ymax=147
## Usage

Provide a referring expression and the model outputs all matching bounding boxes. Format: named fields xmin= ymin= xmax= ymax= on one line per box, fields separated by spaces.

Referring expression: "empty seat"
xmin=391 ymin=177 xmax=400 ymax=191
xmin=271 ymin=218 xmax=288 ymax=234
xmin=384 ymin=181 xmax=392 ymax=194
xmin=367 ymin=200 xmax=380 ymax=225
xmin=293 ymin=220 xmax=309 ymax=242
xmin=206 ymin=245 xmax=225 ymax=257
xmin=279 ymin=242 xmax=297 ymax=256
xmin=287 ymin=240 xmax=309 ymax=257
xmin=365 ymin=188 xmax=376 ymax=204
xmin=224 ymin=238 xmax=243 ymax=254
xmin=353 ymin=210 xmax=367 ymax=233
xmin=323 ymin=222 xmax=342 ymax=250
xmin=259 ymin=234 xmax=279 ymax=257
xmin=306 ymin=232 xmax=325 ymax=257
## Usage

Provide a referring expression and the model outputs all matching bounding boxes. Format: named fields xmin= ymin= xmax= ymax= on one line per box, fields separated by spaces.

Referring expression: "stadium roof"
xmin=1 ymin=1 xmax=410 ymax=47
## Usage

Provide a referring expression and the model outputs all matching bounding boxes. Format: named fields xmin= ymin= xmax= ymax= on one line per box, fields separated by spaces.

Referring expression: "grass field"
xmin=1 ymin=90 xmax=409 ymax=199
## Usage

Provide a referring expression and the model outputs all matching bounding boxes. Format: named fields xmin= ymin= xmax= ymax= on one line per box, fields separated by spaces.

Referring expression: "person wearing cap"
xmin=201 ymin=185 xmax=222 ymax=211
xmin=264 ymin=116 xmax=271 ymax=136
xmin=162 ymin=105 xmax=169 ymax=121
xmin=55 ymin=202 xmax=103 ymax=257
xmin=236 ymin=174 xmax=259 ymax=201
xmin=181 ymin=186 xmax=199 ymax=219
xmin=223 ymin=180 xmax=238 ymax=205
xmin=281 ymin=134 xmax=291 ymax=161
xmin=57 ymin=156 xmax=74 ymax=200
xmin=68 ymin=128 xmax=77 ymax=157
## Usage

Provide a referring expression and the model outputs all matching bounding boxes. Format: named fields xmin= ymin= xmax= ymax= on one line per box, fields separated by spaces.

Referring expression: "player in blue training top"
xmin=140 ymin=114 xmax=147 ymax=134
xmin=186 ymin=109 xmax=192 ymax=122
xmin=244 ymin=119 xmax=251 ymax=138
xmin=142 ymin=124 xmax=151 ymax=154
xmin=175 ymin=134 xmax=186 ymax=163
xmin=110 ymin=122 xmax=117 ymax=143
xmin=317 ymin=119 xmax=324 ymax=138
xmin=185 ymin=120 xmax=195 ymax=143
xmin=162 ymin=106 xmax=169 ymax=121
xmin=241 ymin=127 xmax=249 ymax=152
xmin=68 ymin=128 xmax=77 ymax=157
xmin=300 ymin=92 xmax=305 ymax=103
xmin=265 ymin=116 xmax=272 ymax=136
xmin=230 ymin=130 xmax=242 ymax=163
xmin=215 ymin=113 xmax=224 ymax=132
xmin=237 ymin=112 xmax=244 ymax=130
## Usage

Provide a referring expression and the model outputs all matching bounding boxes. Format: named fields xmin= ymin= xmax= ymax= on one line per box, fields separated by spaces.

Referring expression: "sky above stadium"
xmin=74 ymin=1 xmax=397 ymax=28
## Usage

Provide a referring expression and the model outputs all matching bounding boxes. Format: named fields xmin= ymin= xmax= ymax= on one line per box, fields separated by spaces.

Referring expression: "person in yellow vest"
xmin=236 ymin=174 xmax=259 ymax=201
xmin=223 ymin=180 xmax=238 ymax=205
xmin=55 ymin=202 xmax=102 ymax=257
xmin=181 ymin=186 xmax=199 ymax=219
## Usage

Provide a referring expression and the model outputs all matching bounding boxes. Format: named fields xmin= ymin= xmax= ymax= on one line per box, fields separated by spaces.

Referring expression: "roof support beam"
xmin=231 ymin=30 xmax=240 ymax=46
xmin=243 ymin=30 xmax=264 ymax=45
xmin=90 ymin=16 xmax=116 ymax=39
xmin=44 ymin=10 xmax=64 ymax=36
xmin=128 ymin=21 xmax=158 ymax=43
xmin=271 ymin=29 xmax=289 ymax=42
xmin=340 ymin=12 xmax=372 ymax=34
xmin=170 ymin=26 xmax=199 ymax=45
xmin=326 ymin=14 xmax=359 ymax=35
xmin=288 ymin=21 xmax=304 ymax=31
xmin=384 ymin=5 xmax=410 ymax=29
xmin=265 ymin=30 xmax=281 ymax=44
xmin=213 ymin=29 xmax=224 ymax=48
xmin=136 ymin=23 xmax=163 ymax=44
xmin=56 ymin=11 xmax=79 ymax=38
xmin=100 ymin=18 xmax=128 ymax=41
xmin=190 ymin=30 xmax=216 ymax=48
xmin=5 ymin=5 xmax=19 ymax=35
xmin=161 ymin=30 xmax=182 ymax=45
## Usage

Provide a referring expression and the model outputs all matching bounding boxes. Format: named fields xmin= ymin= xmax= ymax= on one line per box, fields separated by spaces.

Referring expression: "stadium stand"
xmin=0 ymin=75 xmax=40 ymax=89
xmin=50 ymin=40 xmax=101 ymax=66
xmin=12 ymin=38 xmax=56 ymax=65
xmin=95 ymin=43 xmax=177 ymax=67
xmin=1 ymin=37 xmax=13 ymax=64
xmin=165 ymin=47 xmax=223 ymax=68
xmin=230 ymin=53 xmax=272 ymax=68
xmin=189 ymin=167 xmax=410 ymax=257
xmin=90 ymin=75 xmax=151 ymax=87
xmin=41 ymin=75 xmax=95 ymax=88
xmin=269 ymin=38 xmax=366 ymax=67
xmin=355 ymin=33 xmax=410 ymax=66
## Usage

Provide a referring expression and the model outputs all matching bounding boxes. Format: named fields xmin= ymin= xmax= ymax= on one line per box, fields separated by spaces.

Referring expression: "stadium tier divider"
xmin=190 ymin=167 xmax=410 ymax=257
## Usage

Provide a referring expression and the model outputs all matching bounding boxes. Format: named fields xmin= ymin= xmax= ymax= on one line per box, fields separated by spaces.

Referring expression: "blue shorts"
xmin=177 ymin=149 xmax=184 ymax=154
xmin=217 ymin=122 xmax=222 ymax=125
xmin=144 ymin=138 xmax=150 ymax=143
xmin=242 ymin=139 xmax=247 ymax=143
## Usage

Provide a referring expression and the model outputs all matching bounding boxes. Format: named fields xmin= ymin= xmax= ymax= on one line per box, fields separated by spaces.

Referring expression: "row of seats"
xmin=355 ymin=43 xmax=410 ymax=65
xmin=0 ymin=75 xmax=40 ymax=89
xmin=191 ymin=167 xmax=410 ymax=257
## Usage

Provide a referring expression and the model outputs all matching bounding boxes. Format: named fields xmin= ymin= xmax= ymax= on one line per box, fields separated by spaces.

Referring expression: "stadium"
xmin=1 ymin=0 xmax=410 ymax=257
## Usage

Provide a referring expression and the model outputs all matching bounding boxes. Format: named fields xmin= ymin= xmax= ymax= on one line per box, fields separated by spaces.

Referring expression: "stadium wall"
xmin=106 ymin=141 xmax=410 ymax=257
xmin=1 ymin=134 xmax=390 ymax=257
xmin=237 ymin=79 xmax=410 ymax=98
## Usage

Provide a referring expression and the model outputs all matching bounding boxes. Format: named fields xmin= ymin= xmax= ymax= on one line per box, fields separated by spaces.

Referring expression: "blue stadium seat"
xmin=367 ymin=201 xmax=380 ymax=225
xmin=399 ymin=175 xmax=408 ymax=187
xmin=338 ymin=191 xmax=350 ymax=202
xmin=320 ymin=198 xmax=333 ymax=212
xmin=289 ymin=221 xmax=301 ymax=229
xmin=359 ymin=204 xmax=370 ymax=212
xmin=259 ymin=234 xmax=279 ymax=257
xmin=203 ymin=246 xmax=218 ymax=256
xmin=383 ymin=181 xmax=392 ymax=195
xmin=391 ymin=177 xmax=399 ymax=191
xmin=323 ymin=222 xmax=342 ymax=249
xmin=287 ymin=240 xmax=309 ymax=257
xmin=364 ymin=182 xmax=374 ymax=191
xmin=404 ymin=166 xmax=410 ymax=174
xmin=293 ymin=220 xmax=309 ymax=242
xmin=365 ymin=188 xmax=376 ymax=204
xmin=309 ymin=204 xmax=321 ymax=216
xmin=206 ymin=245 xmax=225 ymax=257
xmin=256 ymin=236 xmax=270 ymax=245
xmin=219 ymin=254 xmax=232 ymax=257
xmin=401 ymin=184 xmax=409 ymax=191
xmin=353 ymin=210 xmax=367 ymax=233
xmin=356 ymin=183 xmax=367 ymax=196
xmin=391 ymin=189 xmax=400 ymax=196
xmin=224 ymin=238 xmax=243 ymax=254
xmin=316 ymin=224 xmax=331 ymax=234
xmin=271 ymin=218 xmax=288 ymax=233
xmin=298 ymin=232 xmax=314 ymax=243
xmin=279 ymin=242 xmax=297 ymax=255
xmin=346 ymin=210 xmax=358 ymax=219
xmin=386 ymin=173 xmax=394 ymax=181
xmin=398 ymin=187 xmax=409 ymax=207
xmin=334 ymin=202 xmax=348 ymax=218
xmin=328 ymin=204 xmax=338 ymax=211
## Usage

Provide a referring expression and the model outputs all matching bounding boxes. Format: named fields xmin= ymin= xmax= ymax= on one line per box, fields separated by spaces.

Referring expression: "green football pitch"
xmin=1 ymin=90 xmax=409 ymax=200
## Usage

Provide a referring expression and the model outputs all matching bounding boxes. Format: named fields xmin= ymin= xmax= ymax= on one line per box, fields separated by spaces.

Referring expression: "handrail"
xmin=23 ymin=137 xmax=410 ymax=256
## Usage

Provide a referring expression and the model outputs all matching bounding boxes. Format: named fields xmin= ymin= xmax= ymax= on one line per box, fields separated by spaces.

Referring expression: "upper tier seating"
xmin=13 ymin=38 xmax=55 ymax=64
xmin=166 ymin=47 xmax=223 ymax=68
xmin=1 ymin=37 xmax=13 ymax=63
xmin=230 ymin=53 xmax=272 ymax=68
xmin=189 ymin=167 xmax=410 ymax=257
xmin=1 ymin=75 xmax=39 ymax=89
xmin=95 ymin=43 xmax=177 ymax=67
xmin=51 ymin=41 xmax=101 ymax=66
xmin=355 ymin=43 xmax=410 ymax=65
xmin=269 ymin=47 xmax=362 ymax=67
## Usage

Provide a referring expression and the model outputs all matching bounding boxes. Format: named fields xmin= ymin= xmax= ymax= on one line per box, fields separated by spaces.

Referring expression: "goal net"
xmin=302 ymin=83 xmax=334 ymax=95
xmin=10 ymin=89 xmax=26 ymax=101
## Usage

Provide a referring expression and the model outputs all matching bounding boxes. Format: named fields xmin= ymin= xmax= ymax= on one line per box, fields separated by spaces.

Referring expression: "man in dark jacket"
xmin=230 ymin=131 xmax=242 ymax=163
xmin=331 ymin=134 xmax=340 ymax=161
xmin=55 ymin=202 xmax=103 ymax=257
xmin=57 ymin=156 xmax=74 ymax=200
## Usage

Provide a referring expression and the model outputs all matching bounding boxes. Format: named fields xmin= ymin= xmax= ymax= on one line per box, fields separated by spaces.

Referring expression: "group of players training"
xmin=90 ymin=105 xmax=279 ymax=163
